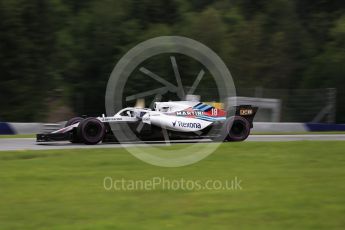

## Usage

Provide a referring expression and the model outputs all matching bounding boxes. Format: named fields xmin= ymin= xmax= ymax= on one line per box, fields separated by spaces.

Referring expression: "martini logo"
xmin=172 ymin=121 xmax=201 ymax=129
xmin=176 ymin=110 xmax=204 ymax=116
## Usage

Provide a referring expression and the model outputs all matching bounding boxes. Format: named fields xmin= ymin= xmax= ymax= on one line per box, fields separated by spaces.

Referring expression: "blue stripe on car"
xmin=201 ymin=105 xmax=213 ymax=111
xmin=194 ymin=104 xmax=204 ymax=110
xmin=197 ymin=104 xmax=209 ymax=110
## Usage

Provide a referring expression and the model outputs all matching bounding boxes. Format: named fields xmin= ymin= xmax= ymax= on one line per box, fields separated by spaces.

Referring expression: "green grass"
xmin=1 ymin=142 xmax=345 ymax=230
xmin=0 ymin=134 xmax=35 ymax=138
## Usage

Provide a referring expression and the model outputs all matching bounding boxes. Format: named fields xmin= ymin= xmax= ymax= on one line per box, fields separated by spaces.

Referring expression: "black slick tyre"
xmin=77 ymin=117 xmax=105 ymax=145
xmin=65 ymin=117 xmax=84 ymax=143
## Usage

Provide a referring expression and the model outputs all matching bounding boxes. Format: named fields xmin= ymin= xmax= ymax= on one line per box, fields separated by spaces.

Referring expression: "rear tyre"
xmin=65 ymin=117 xmax=84 ymax=143
xmin=77 ymin=117 xmax=105 ymax=145
xmin=227 ymin=116 xmax=250 ymax=141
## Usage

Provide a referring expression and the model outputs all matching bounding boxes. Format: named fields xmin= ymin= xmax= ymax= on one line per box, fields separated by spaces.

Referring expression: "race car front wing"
xmin=36 ymin=132 xmax=73 ymax=142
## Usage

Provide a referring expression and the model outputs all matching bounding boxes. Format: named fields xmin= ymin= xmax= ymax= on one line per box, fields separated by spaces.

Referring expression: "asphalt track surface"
xmin=0 ymin=134 xmax=344 ymax=151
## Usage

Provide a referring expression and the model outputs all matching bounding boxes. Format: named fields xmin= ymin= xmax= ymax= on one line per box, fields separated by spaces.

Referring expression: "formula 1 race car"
xmin=36 ymin=101 xmax=258 ymax=144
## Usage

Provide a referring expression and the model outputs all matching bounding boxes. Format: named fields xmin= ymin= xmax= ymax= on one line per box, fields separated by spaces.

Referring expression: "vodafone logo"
xmin=172 ymin=121 xmax=201 ymax=129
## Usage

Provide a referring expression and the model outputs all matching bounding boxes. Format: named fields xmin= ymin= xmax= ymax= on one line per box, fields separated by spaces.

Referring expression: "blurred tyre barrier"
xmin=304 ymin=123 xmax=345 ymax=132
xmin=0 ymin=122 xmax=65 ymax=135
xmin=0 ymin=122 xmax=15 ymax=135
xmin=9 ymin=122 xmax=43 ymax=134
xmin=252 ymin=122 xmax=345 ymax=132
xmin=252 ymin=122 xmax=306 ymax=133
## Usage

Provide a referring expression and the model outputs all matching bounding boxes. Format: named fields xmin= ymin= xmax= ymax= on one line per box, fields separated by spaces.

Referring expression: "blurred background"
xmin=0 ymin=0 xmax=344 ymax=123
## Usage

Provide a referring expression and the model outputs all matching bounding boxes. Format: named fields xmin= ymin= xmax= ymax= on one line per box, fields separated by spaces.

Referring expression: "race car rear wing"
xmin=230 ymin=105 xmax=258 ymax=128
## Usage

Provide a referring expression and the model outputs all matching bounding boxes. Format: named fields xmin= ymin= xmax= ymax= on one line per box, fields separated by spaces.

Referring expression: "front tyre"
xmin=65 ymin=117 xmax=84 ymax=143
xmin=77 ymin=118 xmax=105 ymax=145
